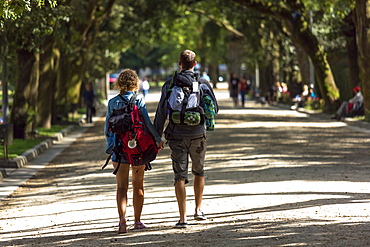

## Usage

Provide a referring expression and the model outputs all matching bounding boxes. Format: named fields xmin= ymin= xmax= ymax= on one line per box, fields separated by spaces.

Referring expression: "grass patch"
xmin=36 ymin=125 xmax=66 ymax=136
xmin=0 ymin=125 xmax=67 ymax=159
xmin=149 ymin=81 xmax=165 ymax=87
xmin=0 ymin=139 xmax=45 ymax=159
xmin=352 ymin=116 xmax=365 ymax=121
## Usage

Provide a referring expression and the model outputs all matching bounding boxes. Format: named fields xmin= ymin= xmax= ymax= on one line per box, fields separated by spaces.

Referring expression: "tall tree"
xmin=37 ymin=35 xmax=60 ymax=128
xmin=8 ymin=2 xmax=54 ymax=137
xmin=1 ymin=0 xmax=56 ymax=129
xmin=353 ymin=0 xmax=370 ymax=120
xmin=230 ymin=0 xmax=340 ymax=109
xmin=56 ymin=0 xmax=116 ymax=106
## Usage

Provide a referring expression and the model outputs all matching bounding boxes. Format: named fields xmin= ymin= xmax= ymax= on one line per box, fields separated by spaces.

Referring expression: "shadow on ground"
xmin=1 ymin=98 xmax=370 ymax=246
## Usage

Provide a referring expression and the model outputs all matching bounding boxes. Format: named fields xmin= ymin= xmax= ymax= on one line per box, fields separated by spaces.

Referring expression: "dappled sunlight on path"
xmin=1 ymin=97 xmax=370 ymax=246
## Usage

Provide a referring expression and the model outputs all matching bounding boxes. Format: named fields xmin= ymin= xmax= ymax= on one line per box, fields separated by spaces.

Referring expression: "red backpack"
xmin=102 ymin=94 xmax=158 ymax=174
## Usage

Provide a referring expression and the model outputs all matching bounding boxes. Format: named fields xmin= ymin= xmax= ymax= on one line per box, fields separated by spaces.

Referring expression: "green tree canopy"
xmin=2 ymin=0 xmax=370 ymax=138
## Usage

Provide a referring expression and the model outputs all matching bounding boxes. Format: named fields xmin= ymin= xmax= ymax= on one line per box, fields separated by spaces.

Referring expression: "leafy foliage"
xmin=2 ymin=0 xmax=370 ymax=133
xmin=0 ymin=0 xmax=57 ymax=28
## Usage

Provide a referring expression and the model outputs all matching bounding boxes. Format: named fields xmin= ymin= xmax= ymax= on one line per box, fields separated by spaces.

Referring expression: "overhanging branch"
xmin=190 ymin=8 xmax=245 ymax=38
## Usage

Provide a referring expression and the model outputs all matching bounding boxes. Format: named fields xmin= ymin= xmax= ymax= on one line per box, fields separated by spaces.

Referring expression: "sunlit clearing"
xmin=216 ymin=121 xmax=346 ymax=129
xmin=219 ymin=108 xmax=308 ymax=117
xmin=57 ymin=173 xmax=112 ymax=182
xmin=80 ymin=135 xmax=105 ymax=142
xmin=207 ymin=181 xmax=366 ymax=194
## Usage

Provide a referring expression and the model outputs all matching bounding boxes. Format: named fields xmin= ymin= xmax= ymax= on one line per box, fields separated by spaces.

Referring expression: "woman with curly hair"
xmin=104 ymin=69 xmax=164 ymax=233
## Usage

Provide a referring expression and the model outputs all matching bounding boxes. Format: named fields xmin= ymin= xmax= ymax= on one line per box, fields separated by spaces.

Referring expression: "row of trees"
xmin=0 ymin=0 xmax=369 ymax=139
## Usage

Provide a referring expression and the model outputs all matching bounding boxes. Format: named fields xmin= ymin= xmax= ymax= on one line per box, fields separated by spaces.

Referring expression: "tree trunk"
xmin=67 ymin=56 xmax=85 ymax=105
xmin=353 ymin=0 xmax=370 ymax=121
xmin=259 ymin=61 xmax=274 ymax=97
xmin=284 ymin=19 xmax=339 ymax=110
xmin=54 ymin=53 xmax=84 ymax=123
xmin=11 ymin=50 xmax=40 ymax=139
xmin=227 ymin=39 xmax=244 ymax=78
xmin=290 ymin=35 xmax=310 ymax=86
xmin=208 ymin=63 xmax=218 ymax=88
xmin=54 ymin=0 xmax=116 ymax=109
xmin=37 ymin=36 xmax=59 ymax=128
xmin=53 ymin=54 xmax=66 ymax=124
xmin=344 ymin=11 xmax=360 ymax=89
xmin=346 ymin=35 xmax=360 ymax=89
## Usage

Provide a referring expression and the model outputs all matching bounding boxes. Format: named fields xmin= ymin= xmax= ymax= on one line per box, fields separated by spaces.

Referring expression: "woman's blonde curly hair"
xmin=113 ymin=69 xmax=139 ymax=93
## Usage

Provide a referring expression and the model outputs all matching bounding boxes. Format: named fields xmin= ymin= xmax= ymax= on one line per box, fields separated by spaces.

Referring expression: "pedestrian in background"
xmin=201 ymin=71 xmax=211 ymax=81
xmin=81 ymin=83 xmax=96 ymax=123
xmin=140 ymin=76 xmax=150 ymax=98
xmin=229 ymin=73 xmax=240 ymax=107
xmin=332 ymin=86 xmax=363 ymax=120
xmin=239 ymin=76 xmax=249 ymax=108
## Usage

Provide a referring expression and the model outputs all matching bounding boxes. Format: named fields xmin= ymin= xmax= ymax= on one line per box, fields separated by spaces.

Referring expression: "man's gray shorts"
xmin=168 ymin=134 xmax=206 ymax=185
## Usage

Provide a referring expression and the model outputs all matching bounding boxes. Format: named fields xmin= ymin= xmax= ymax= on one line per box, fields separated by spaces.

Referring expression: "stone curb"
xmin=0 ymin=124 xmax=78 ymax=177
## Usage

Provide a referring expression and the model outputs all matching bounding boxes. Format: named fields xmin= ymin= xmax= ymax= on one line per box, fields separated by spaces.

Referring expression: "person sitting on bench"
xmin=332 ymin=86 xmax=363 ymax=121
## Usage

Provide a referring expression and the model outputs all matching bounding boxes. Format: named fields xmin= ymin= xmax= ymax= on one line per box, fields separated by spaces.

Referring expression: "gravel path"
xmin=1 ymin=96 xmax=370 ymax=246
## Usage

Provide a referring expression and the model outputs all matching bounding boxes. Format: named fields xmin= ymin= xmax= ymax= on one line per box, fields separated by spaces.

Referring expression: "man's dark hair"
xmin=179 ymin=50 xmax=196 ymax=70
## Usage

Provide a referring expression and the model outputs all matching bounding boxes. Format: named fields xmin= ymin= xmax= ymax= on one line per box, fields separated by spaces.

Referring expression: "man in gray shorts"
xmin=154 ymin=49 xmax=218 ymax=228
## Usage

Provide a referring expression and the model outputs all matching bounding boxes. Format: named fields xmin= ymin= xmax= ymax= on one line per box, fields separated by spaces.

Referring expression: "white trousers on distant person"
xmin=336 ymin=101 xmax=348 ymax=117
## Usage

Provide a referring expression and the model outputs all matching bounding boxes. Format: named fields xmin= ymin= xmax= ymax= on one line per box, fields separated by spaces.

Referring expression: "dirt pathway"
xmin=1 ymin=97 xmax=370 ymax=246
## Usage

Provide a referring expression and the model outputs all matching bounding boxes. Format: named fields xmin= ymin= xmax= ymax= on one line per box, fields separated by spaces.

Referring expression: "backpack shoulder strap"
xmin=193 ymin=72 xmax=200 ymax=82
xmin=117 ymin=94 xmax=129 ymax=104
xmin=129 ymin=93 xmax=138 ymax=105
xmin=162 ymin=72 xmax=177 ymax=108
xmin=117 ymin=93 xmax=137 ymax=106
xmin=169 ymin=71 xmax=177 ymax=89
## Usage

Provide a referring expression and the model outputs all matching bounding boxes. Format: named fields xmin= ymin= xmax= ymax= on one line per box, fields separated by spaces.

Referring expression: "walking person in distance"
xmin=81 ymin=83 xmax=96 ymax=123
